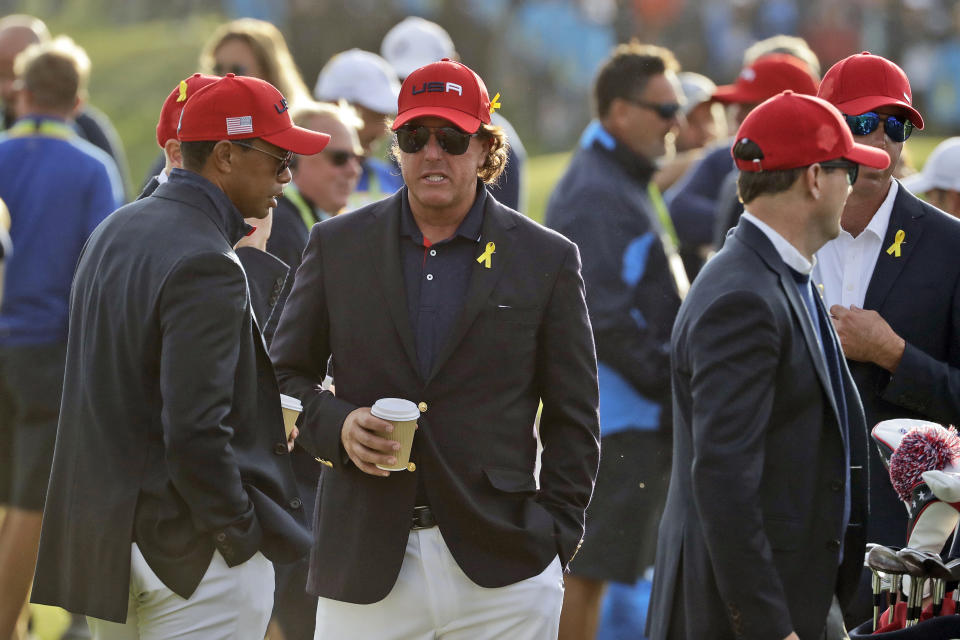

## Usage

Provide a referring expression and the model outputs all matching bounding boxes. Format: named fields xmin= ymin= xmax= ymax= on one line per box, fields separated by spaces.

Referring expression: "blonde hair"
xmin=15 ymin=35 xmax=89 ymax=111
xmin=199 ymin=18 xmax=310 ymax=107
xmin=290 ymin=99 xmax=363 ymax=133
xmin=290 ymin=99 xmax=364 ymax=154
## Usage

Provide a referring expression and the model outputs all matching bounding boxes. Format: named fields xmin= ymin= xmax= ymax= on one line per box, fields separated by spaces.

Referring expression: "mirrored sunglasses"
xmin=843 ymin=112 xmax=913 ymax=142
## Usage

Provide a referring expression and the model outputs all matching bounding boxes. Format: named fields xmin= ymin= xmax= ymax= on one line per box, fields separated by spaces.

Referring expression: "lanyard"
xmin=284 ymin=183 xmax=319 ymax=230
xmin=6 ymin=118 xmax=74 ymax=140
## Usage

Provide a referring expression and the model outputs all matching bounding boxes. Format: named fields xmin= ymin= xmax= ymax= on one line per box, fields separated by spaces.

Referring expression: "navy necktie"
xmin=788 ymin=267 xmax=851 ymax=557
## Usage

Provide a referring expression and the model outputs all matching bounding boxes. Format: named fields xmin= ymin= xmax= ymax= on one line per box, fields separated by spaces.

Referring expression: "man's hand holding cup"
xmin=342 ymin=399 xmax=419 ymax=477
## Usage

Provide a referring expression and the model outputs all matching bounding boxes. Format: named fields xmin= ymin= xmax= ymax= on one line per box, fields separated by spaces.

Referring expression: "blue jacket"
xmin=0 ymin=116 xmax=123 ymax=346
xmin=545 ymin=123 xmax=681 ymax=433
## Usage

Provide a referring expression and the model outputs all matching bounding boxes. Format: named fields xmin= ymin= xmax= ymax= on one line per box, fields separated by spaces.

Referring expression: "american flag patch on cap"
xmin=226 ymin=116 xmax=253 ymax=135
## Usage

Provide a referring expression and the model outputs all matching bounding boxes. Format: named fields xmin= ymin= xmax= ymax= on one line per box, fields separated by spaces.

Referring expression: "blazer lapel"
xmin=425 ymin=199 xmax=517 ymax=385
xmin=736 ymin=220 xmax=840 ymax=421
xmin=864 ymin=185 xmax=926 ymax=310
xmin=366 ymin=193 xmax=420 ymax=376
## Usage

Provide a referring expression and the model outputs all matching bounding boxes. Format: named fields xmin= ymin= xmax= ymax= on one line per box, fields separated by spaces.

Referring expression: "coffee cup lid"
xmin=371 ymin=398 xmax=420 ymax=421
xmin=280 ymin=394 xmax=303 ymax=411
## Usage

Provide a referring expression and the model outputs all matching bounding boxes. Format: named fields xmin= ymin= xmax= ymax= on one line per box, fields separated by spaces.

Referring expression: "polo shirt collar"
xmin=400 ymin=179 xmax=487 ymax=245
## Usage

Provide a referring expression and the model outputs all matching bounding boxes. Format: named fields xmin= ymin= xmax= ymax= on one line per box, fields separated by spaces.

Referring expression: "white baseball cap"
xmin=381 ymin=17 xmax=456 ymax=80
xmin=902 ymin=137 xmax=960 ymax=194
xmin=314 ymin=48 xmax=400 ymax=115
xmin=677 ymin=72 xmax=716 ymax=116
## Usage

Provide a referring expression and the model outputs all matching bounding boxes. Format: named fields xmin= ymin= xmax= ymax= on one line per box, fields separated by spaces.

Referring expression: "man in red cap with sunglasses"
xmin=648 ymin=90 xmax=888 ymax=640
xmin=271 ymin=58 xmax=600 ymax=638
xmin=814 ymin=51 xmax=960 ymax=626
xmin=31 ymin=74 xmax=330 ymax=639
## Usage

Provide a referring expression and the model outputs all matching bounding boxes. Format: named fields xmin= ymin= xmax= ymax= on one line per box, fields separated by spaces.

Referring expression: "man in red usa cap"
xmin=648 ymin=91 xmax=888 ymax=640
xmin=31 ymin=74 xmax=328 ymax=639
xmin=813 ymin=51 xmax=960 ymax=628
xmin=271 ymin=58 xmax=600 ymax=637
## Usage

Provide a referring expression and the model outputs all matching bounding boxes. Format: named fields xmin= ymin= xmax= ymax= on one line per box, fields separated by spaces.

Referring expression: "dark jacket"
xmin=647 ymin=219 xmax=869 ymax=640
xmin=545 ymin=134 xmax=681 ymax=433
xmin=270 ymin=190 xmax=601 ymax=604
xmin=840 ymin=185 xmax=960 ymax=547
xmin=138 ymin=175 xmax=288 ymax=330
xmin=32 ymin=174 xmax=311 ymax=622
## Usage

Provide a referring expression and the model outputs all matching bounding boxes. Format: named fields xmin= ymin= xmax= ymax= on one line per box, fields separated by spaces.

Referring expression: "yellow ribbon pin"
xmin=177 ymin=80 xmax=188 ymax=103
xmin=476 ymin=242 xmax=496 ymax=268
xmin=489 ymin=92 xmax=502 ymax=115
xmin=886 ymin=229 xmax=906 ymax=257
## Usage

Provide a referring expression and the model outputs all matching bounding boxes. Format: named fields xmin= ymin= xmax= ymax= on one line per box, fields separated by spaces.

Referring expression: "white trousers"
xmin=87 ymin=543 xmax=274 ymax=640
xmin=314 ymin=527 xmax=564 ymax=639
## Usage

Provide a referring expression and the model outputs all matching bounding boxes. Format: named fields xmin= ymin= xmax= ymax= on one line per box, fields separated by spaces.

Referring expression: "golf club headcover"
xmin=872 ymin=418 xmax=947 ymax=472
xmin=888 ymin=423 xmax=960 ymax=503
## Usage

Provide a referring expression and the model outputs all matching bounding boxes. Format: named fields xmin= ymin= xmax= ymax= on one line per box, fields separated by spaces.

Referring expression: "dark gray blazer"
xmin=32 ymin=178 xmax=311 ymax=622
xmin=647 ymin=219 xmax=869 ymax=640
xmin=270 ymin=190 xmax=601 ymax=604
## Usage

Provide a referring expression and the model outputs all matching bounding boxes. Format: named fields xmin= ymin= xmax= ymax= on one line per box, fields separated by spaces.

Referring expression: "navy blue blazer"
xmin=842 ymin=184 xmax=960 ymax=547
xmin=271 ymin=190 xmax=600 ymax=604
xmin=647 ymin=219 xmax=868 ymax=640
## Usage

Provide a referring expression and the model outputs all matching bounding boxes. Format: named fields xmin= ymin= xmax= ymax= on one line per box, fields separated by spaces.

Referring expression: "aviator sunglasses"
xmin=819 ymin=159 xmax=859 ymax=186
xmin=843 ymin=112 xmax=914 ymax=142
xmin=231 ymin=141 xmax=293 ymax=176
xmin=324 ymin=149 xmax=362 ymax=167
xmin=213 ymin=63 xmax=248 ymax=77
xmin=396 ymin=125 xmax=478 ymax=155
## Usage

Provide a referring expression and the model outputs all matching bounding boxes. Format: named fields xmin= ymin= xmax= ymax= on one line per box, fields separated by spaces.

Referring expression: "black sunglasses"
xmin=324 ymin=149 xmax=361 ymax=167
xmin=231 ymin=141 xmax=293 ymax=176
xmin=213 ymin=63 xmax=248 ymax=77
xmin=396 ymin=125 xmax=478 ymax=155
xmin=819 ymin=159 xmax=859 ymax=186
xmin=627 ymin=98 xmax=682 ymax=120
xmin=843 ymin=112 xmax=914 ymax=142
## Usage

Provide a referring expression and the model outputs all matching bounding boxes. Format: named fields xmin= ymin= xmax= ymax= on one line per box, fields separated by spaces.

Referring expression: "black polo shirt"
xmin=400 ymin=181 xmax=487 ymax=378
xmin=400 ymin=182 xmax=486 ymax=508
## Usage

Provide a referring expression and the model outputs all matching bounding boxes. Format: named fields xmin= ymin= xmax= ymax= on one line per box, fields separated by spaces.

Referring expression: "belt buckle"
xmin=411 ymin=505 xmax=436 ymax=530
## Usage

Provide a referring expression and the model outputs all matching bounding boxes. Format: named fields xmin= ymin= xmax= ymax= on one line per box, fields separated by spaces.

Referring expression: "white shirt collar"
xmin=861 ymin=179 xmax=898 ymax=241
xmin=741 ymin=211 xmax=815 ymax=275
xmin=156 ymin=171 xmax=169 ymax=185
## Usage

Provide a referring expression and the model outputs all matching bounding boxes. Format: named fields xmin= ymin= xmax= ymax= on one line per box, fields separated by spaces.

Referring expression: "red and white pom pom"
xmin=889 ymin=425 xmax=960 ymax=502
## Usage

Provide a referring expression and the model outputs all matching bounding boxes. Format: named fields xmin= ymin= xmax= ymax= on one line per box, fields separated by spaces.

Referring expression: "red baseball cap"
xmin=178 ymin=74 xmax=329 ymax=155
xmin=818 ymin=51 xmax=924 ymax=129
xmin=391 ymin=58 xmax=491 ymax=133
xmin=713 ymin=54 xmax=819 ymax=105
xmin=156 ymin=73 xmax=219 ymax=148
xmin=732 ymin=91 xmax=890 ymax=173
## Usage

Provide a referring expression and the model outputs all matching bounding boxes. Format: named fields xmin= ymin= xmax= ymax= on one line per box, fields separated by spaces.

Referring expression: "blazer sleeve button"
xmin=274 ymin=443 xmax=288 ymax=455
xmin=418 ymin=402 xmax=428 ymax=413
xmin=215 ymin=532 xmax=227 ymax=542
xmin=289 ymin=497 xmax=302 ymax=509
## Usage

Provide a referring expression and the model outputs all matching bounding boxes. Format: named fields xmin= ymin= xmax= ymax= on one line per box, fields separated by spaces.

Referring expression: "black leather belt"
xmin=411 ymin=505 xmax=436 ymax=530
